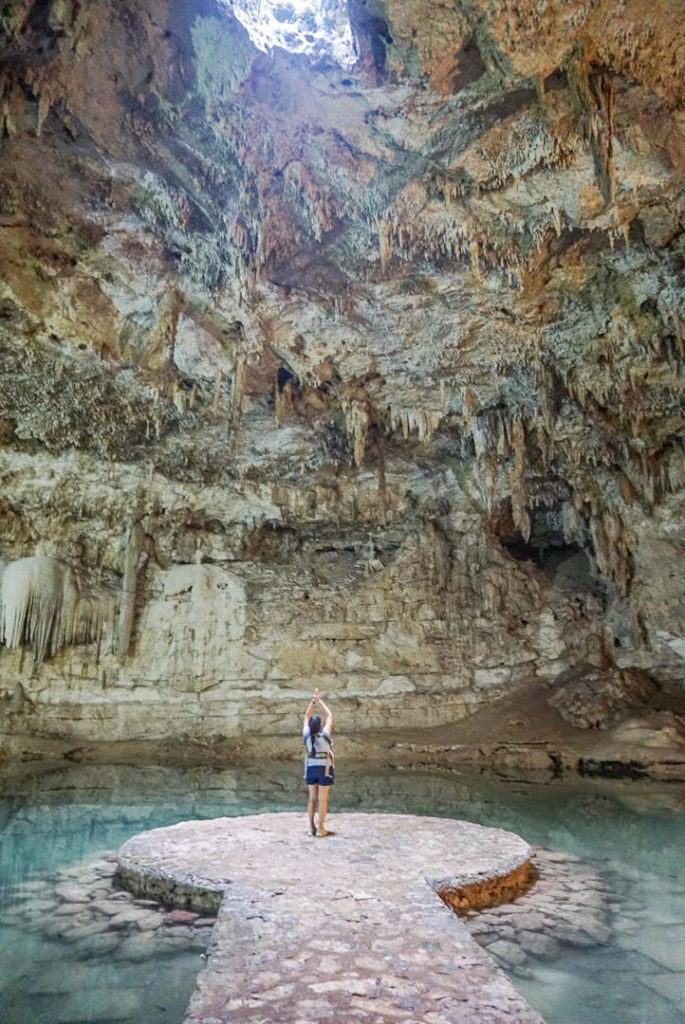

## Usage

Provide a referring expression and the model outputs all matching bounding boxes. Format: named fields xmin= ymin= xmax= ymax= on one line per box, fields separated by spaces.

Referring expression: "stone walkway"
xmin=116 ymin=813 xmax=545 ymax=1023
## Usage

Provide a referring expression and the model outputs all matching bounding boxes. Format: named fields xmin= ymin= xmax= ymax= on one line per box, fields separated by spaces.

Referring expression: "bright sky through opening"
xmin=225 ymin=0 xmax=357 ymax=66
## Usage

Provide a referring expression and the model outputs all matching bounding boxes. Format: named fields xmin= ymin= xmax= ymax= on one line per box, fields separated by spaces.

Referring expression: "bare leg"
xmin=307 ymin=784 xmax=318 ymax=835
xmin=318 ymin=785 xmax=330 ymax=835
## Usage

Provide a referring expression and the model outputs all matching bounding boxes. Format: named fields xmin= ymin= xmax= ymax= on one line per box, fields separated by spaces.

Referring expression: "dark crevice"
xmin=578 ymin=759 xmax=649 ymax=779
xmin=451 ymin=36 xmax=486 ymax=92
xmin=277 ymin=367 xmax=294 ymax=392
xmin=543 ymin=68 xmax=568 ymax=93
xmin=495 ymin=503 xmax=605 ymax=596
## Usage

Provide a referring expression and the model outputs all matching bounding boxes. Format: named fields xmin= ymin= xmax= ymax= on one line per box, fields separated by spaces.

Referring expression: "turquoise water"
xmin=1 ymin=763 xmax=684 ymax=1023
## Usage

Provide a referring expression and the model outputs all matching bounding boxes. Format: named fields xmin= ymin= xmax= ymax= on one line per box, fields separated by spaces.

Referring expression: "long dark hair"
xmin=309 ymin=714 xmax=321 ymax=756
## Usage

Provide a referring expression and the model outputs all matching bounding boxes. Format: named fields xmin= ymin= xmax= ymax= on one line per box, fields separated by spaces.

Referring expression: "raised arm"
xmin=318 ymin=695 xmax=333 ymax=736
xmin=302 ymin=690 xmax=318 ymax=732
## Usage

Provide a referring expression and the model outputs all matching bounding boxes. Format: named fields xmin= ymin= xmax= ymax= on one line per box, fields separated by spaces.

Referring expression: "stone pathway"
xmin=116 ymin=812 xmax=545 ymax=1024
xmin=5 ymin=820 xmax=681 ymax=1023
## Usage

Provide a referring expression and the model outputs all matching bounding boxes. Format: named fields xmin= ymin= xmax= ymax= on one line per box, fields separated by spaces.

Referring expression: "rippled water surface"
xmin=1 ymin=763 xmax=684 ymax=1024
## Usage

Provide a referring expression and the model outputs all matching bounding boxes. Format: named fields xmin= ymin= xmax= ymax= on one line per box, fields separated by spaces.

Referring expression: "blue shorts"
xmin=306 ymin=765 xmax=334 ymax=786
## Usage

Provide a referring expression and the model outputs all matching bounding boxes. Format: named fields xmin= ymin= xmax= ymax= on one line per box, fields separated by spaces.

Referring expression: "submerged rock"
xmin=488 ymin=939 xmax=529 ymax=968
xmin=116 ymin=812 xmax=544 ymax=1022
xmin=463 ymin=846 xmax=613 ymax=972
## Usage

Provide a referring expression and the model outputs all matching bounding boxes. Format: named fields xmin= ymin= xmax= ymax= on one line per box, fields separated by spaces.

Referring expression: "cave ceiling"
xmin=0 ymin=0 xmax=683 ymax=677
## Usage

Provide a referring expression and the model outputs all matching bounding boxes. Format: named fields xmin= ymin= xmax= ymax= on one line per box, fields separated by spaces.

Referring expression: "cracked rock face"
xmin=0 ymin=0 xmax=682 ymax=753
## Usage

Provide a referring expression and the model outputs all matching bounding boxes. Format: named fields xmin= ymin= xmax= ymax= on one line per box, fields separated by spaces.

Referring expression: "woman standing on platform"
xmin=303 ymin=688 xmax=334 ymax=837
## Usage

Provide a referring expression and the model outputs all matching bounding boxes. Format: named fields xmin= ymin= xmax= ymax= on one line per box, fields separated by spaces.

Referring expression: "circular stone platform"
xmin=116 ymin=813 xmax=545 ymax=1024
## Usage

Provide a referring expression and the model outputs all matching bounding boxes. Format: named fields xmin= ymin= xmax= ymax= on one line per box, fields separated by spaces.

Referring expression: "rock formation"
xmin=0 ymin=0 xmax=682 ymax=764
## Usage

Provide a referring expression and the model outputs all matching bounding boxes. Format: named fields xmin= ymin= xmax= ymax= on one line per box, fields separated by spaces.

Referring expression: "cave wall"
xmin=0 ymin=449 xmax=600 ymax=746
xmin=0 ymin=0 xmax=683 ymax=754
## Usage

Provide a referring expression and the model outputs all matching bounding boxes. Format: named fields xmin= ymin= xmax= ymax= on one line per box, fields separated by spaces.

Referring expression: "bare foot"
xmin=318 ymin=827 xmax=334 ymax=837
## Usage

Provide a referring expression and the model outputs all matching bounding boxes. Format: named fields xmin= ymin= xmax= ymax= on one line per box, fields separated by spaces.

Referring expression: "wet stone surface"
xmin=462 ymin=848 xmax=612 ymax=977
xmin=1 ymin=851 xmax=215 ymax=1022
xmin=3 ymin=853 xmax=215 ymax=957
xmin=116 ymin=812 xmax=543 ymax=1024
xmin=3 ymin=809 xmax=683 ymax=1023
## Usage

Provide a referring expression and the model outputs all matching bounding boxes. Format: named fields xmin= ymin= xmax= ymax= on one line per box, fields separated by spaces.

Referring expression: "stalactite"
xmin=426 ymin=519 xmax=451 ymax=593
xmin=511 ymin=419 xmax=531 ymax=542
xmin=594 ymin=70 xmax=616 ymax=204
xmin=0 ymin=73 xmax=25 ymax=136
xmin=672 ymin=312 xmax=684 ymax=358
xmin=479 ymin=453 xmax=499 ymax=514
xmin=232 ymin=359 xmax=247 ymax=437
xmin=375 ymin=432 xmax=386 ymax=500
xmin=117 ymin=524 xmax=144 ymax=660
xmin=344 ymin=398 xmax=370 ymax=467
xmin=0 ymin=556 xmax=114 ymax=663
xmin=590 ymin=512 xmax=631 ymax=596
xmin=274 ymin=375 xmax=294 ymax=427
xmin=666 ymin=448 xmax=685 ymax=491
xmin=570 ymin=60 xmax=617 ymax=205
xmin=551 ymin=206 xmax=562 ymax=237
xmin=470 ymin=416 xmax=488 ymax=460
xmin=142 ymin=280 xmax=185 ymax=372
xmin=378 ymin=218 xmax=391 ymax=269
xmin=495 ymin=412 xmax=507 ymax=456
xmin=535 ymin=418 xmax=553 ymax=472
xmin=377 ymin=189 xmax=524 ymax=282
xmin=561 ymin=502 xmax=581 ymax=545
xmin=283 ymin=161 xmax=336 ymax=242
xmin=211 ymin=369 xmax=223 ymax=413
xmin=74 ymin=590 xmax=116 ymax=658
xmin=1 ymin=556 xmax=75 ymax=662
xmin=470 ymin=239 xmax=481 ymax=278
xmin=389 ymin=405 xmax=444 ymax=442
xmin=170 ymin=380 xmax=186 ymax=413
xmin=36 ymin=89 xmax=51 ymax=136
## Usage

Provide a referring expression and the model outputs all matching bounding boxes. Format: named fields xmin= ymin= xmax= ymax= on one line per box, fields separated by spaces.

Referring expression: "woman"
xmin=302 ymin=688 xmax=334 ymax=837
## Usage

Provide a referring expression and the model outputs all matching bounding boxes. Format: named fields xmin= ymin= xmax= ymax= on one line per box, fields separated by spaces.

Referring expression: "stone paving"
xmin=2 ymin=852 xmax=214 ymax=958
xmin=5 ymin=812 xmax=684 ymax=1023
xmin=116 ymin=812 xmax=545 ymax=1024
xmin=462 ymin=848 xmax=611 ymax=976
xmin=0 ymin=851 xmax=214 ymax=1023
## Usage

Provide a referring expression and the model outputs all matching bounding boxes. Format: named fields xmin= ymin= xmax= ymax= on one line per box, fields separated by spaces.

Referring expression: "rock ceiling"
xmin=0 ymin=0 xmax=683 ymax=750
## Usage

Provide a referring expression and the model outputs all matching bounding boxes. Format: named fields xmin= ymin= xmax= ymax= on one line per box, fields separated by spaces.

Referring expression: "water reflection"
xmin=1 ymin=763 xmax=684 ymax=1023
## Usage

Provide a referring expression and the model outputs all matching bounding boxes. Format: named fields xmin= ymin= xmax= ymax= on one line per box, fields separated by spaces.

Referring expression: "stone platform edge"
xmin=114 ymin=861 xmax=224 ymax=913
xmin=115 ymin=813 xmax=534 ymax=916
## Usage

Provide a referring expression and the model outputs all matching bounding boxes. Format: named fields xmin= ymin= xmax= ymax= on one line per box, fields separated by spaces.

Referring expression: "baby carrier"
xmin=304 ymin=729 xmax=334 ymax=779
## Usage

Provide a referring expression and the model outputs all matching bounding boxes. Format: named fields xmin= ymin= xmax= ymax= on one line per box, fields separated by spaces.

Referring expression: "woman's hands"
xmin=305 ymin=688 xmax=332 ymax=733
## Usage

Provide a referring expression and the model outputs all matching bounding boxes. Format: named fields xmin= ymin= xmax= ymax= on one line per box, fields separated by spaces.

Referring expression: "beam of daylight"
xmin=223 ymin=0 xmax=358 ymax=66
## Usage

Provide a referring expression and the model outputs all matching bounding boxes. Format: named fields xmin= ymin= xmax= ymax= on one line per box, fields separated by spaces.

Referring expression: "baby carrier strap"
xmin=303 ymin=730 xmax=334 ymax=777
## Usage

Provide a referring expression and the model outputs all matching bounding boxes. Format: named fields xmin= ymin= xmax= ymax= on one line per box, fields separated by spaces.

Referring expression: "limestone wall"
xmin=0 ymin=0 xmax=683 ymax=758
xmin=0 ymin=452 xmax=599 ymax=750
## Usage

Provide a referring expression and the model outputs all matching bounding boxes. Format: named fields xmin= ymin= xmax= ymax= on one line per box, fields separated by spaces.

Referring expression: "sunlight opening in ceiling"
xmin=226 ymin=0 xmax=357 ymax=67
